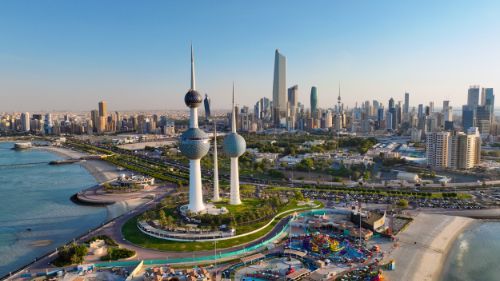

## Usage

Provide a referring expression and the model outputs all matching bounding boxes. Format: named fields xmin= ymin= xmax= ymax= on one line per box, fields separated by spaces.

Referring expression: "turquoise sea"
xmin=0 ymin=142 xmax=107 ymax=277
xmin=441 ymin=221 xmax=500 ymax=281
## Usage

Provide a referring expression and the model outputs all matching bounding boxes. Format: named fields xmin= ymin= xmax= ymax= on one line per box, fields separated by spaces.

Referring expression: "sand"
xmin=383 ymin=213 xmax=474 ymax=281
xmin=37 ymin=146 xmax=122 ymax=183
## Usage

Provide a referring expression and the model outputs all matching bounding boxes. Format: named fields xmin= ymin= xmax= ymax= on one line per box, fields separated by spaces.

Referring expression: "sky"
xmin=1 ymin=0 xmax=500 ymax=112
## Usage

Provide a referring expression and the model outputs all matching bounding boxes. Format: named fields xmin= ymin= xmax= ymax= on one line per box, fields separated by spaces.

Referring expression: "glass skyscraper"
xmin=272 ymin=49 xmax=287 ymax=127
xmin=310 ymin=86 xmax=318 ymax=116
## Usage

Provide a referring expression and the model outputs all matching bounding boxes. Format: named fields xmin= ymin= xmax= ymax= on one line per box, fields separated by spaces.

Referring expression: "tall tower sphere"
xmin=179 ymin=45 xmax=209 ymax=213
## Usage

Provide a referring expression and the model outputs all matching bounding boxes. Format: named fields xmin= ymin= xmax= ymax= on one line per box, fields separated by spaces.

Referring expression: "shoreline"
xmin=437 ymin=219 xmax=477 ymax=281
xmin=35 ymin=146 xmax=121 ymax=183
xmin=383 ymin=213 xmax=475 ymax=281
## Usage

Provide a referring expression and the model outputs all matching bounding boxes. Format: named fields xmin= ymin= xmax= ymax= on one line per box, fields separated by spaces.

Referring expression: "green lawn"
xmin=121 ymin=200 xmax=322 ymax=252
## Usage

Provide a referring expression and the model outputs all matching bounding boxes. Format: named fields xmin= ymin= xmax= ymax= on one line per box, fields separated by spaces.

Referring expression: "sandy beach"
xmin=37 ymin=146 xmax=122 ymax=183
xmin=383 ymin=213 xmax=474 ymax=281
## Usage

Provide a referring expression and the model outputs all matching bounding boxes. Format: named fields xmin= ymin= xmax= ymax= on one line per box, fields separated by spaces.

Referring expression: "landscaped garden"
xmin=122 ymin=195 xmax=322 ymax=252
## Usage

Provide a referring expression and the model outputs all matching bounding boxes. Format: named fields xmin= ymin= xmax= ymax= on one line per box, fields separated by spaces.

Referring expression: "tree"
xmin=294 ymin=190 xmax=304 ymax=201
xmin=159 ymin=210 xmax=167 ymax=228
xmin=397 ymin=199 xmax=409 ymax=209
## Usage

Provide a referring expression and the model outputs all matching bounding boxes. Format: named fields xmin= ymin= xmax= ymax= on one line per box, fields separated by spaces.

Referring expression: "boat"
xmin=13 ymin=142 xmax=32 ymax=150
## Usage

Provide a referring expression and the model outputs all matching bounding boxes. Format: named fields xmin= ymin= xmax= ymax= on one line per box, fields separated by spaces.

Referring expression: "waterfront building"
xmin=223 ymin=84 xmax=246 ymax=205
xmin=44 ymin=113 xmax=53 ymax=135
xmin=272 ymin=49 xmax=287 ymax=127
xmin=98 ymin=101 xmax=107 ymax=133
xmin=427 ymin=128 xmax=481 ymax=170
xmin=20 ymin=112 xmax=30 ymax=132
xmin=179 ymin=45 xmax=210 ymax=213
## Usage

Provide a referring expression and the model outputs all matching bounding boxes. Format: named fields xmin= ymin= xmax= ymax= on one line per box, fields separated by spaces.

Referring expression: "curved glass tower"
xmin=310 ymin=86 xmax=318 ymax=115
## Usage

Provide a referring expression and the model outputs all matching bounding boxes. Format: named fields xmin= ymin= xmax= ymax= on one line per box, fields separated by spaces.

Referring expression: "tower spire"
xmin=338 ymin=81 xmax=342 ymax=112
xmin=213 ymin=120 xmax=220 ymax=201
xmin=231 ymin=82 xmax=236 ymax=133
xmin=191 ymin=44 xmax=196 ymax=90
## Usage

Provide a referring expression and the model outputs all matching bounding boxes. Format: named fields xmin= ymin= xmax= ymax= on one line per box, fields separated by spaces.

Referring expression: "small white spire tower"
xmin=212 ymin=123 xmax=220 ymax=201
xmin=223 ymin=83 xmax=246 ymax=205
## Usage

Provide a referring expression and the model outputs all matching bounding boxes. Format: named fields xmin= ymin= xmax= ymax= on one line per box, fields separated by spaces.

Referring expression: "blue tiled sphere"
xmin=223 ymin=133 xmax=246 ymax=157
xmin=180 ymin=128 xmax=210 ymax=159
xmin=184 ymin=90 xmax=203 ymax=108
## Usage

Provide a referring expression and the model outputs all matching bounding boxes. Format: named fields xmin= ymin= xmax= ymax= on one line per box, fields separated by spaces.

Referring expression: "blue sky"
xmin=1 ymin=0 xmax=499 ymax=112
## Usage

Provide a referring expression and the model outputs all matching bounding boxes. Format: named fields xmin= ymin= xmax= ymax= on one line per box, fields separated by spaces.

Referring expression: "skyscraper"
xmin=44 ymin=113 xmax=53 ymax=135
xmin=426 ymin=131 xmax=451 ymax=168
xmin=272 ymin=49 xmax=287 ymax=127
xmin=21 ymin=112 xmax=30 ymax=132
xmin=204 ymin=94 xmax=211 ymax=121
xmin=388 ymin=98 xmax=396 ymax=130
xmin=403 ymin=92 xmax=410 ymax=115
xmin=98 ymin=101 xmax=107 ymax=133
xmin=467 ymin=86 xmax=480 ymax=108
xmin=483 ymin=88 xmax=495 ymax=124
xmin=310 ymin=86 xmax=318 ymax=116
xmin=223 ymin=84 xmax=246 ymax=205
xmin=179 ymin=45 xmax=210 ymax=213
xmin=442 ymin=100 xmax=452 ymax=122
xmin=462 ymin=105 xmax=476 ymax=131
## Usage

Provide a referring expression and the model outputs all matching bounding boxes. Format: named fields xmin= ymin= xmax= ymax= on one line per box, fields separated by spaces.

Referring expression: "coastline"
xmin=383 ymin=213 xmax=474 ymax=281
xmin=36 ymin=146 xmax=120 ymax=183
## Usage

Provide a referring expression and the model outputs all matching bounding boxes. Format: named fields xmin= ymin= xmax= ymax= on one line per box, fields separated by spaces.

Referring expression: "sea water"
xmin=441 ymin=221 xmax=500 ymax=281
xmin=0 ymin=142 xmax=107 ymax=277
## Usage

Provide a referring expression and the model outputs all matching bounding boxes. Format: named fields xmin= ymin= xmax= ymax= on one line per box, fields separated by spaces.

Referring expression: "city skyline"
xmin=1 ymin=1 xmax=500 ymax=112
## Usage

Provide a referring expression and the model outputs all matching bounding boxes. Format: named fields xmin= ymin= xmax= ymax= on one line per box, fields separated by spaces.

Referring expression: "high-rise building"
xmin=288 ymin=85 xmax=298 ymax=108
xmin=467 ymin=86 xmax=480 ymax=108
xmin=427 ymin=128 xmax=481 ymax=170
xmin=288 ymin=85 xmax=298 ymax=123
xmin=476 ymin=105 xmax=491 ymax=135
xmin=462 ymin=105 xmax=476 ymax=132
xmin=204 ymin=94 xmax=211 ymax=121
xmin=310 ymin=86 xmax=318 ymax=116
xmin=98 ymin=101 xmax=107 ymax=133
xmin=223 ymin=84 xmax=246 ymax=205
xmin=21 ymin=112 xmax=30 ymax=132
xmin=44 ymin=113 xmax=53 ymax=135
xmin=426 ymin=131 xmax=451 ymax=168
xmin=179 ymin=45 xmax=210 ymax=213
xmin=483 ymin=88 xmax=495 ymax=124
xmin=417 ymin=104 xmax=424 ymax=118
xmin=442 ymin=100 xmax=452 ymax=122
xmin=403 ymin=92 xmax=410 ymax=115
xmin=449 ymin=128 xmax=481 ymax=169
xmin=90 ymin=110 xmax=99 ymax=132
xmin=388 ymin=98 xmax=397 ymax=130
xmin=272 ymin=49 xmax=287 ymax=127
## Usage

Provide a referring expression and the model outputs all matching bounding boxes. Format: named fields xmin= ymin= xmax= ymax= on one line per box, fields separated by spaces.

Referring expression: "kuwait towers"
xmin=223 ymin=84 xmax=246 ymax=205
xmin=179 ymin=45 xmax=210 ymax=213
